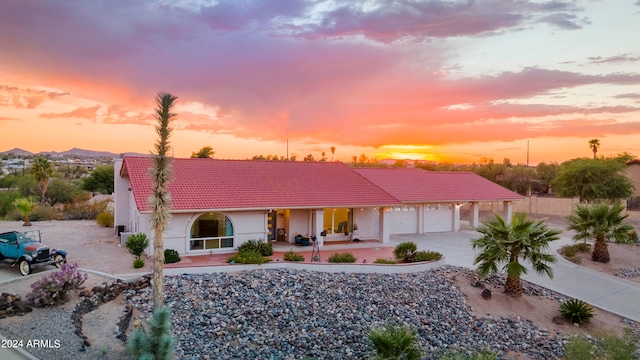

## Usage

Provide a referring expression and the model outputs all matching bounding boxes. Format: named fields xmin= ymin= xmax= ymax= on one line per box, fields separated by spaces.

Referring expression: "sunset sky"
xmin=1 ymin=0 xmax=639 ymax=165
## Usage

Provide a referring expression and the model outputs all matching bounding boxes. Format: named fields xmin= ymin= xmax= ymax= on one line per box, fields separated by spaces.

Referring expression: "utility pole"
xmin=526 ymin=140 xmax=529 ymax=167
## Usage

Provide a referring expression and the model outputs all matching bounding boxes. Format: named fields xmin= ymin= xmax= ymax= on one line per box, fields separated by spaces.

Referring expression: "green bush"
xmin=164 ymin=249 xmax=180 ymax=264
xmin=96 ymin=211 xmax=114 ymax=227
xmin=411 ymin=250 xmax=442 ymax=262
xmin=327 ymin=252 xmax=356 ymax=263
xmin=374 ymin=258 xmax=397 ymax=264
xmin=133 ymin=259 xmax=145 ymax=269
xmin=393 ymin=242 xmax=417 ymax=262
xmin=237 ymin=239 xmax=273 ymax=256
xmin=125 ymin=233 xmax=149 ymax=261
xmin=559 ymin=299 xmax=595 ymax=324
xmin=366 ymin=323 xmax=423 ymax=360
xmin=573 ymin=243 xmax=591 ymax=252
xmin=127 ymin=305 xmax=174 ymax=360
xmin=564 ymin=329 xmax=637 ymax=360
xmin=0 ymin=190 xmax=21 ymax=218
xmin=284 ymin=250 xmax=305 ymax=262
xmin=561 ymin=245 xmax=577 ymax=257
xmin=228 ymin=250 xmax=270 ymax=264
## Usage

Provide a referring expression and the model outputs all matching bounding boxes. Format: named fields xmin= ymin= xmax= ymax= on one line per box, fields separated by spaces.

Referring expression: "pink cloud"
xmin=39 ymin=105 xmax=101 ymax=120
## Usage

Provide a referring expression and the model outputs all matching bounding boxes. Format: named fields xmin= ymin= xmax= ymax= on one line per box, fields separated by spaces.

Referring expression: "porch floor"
xmin=165 ymin=240 xmax=395 ymax=268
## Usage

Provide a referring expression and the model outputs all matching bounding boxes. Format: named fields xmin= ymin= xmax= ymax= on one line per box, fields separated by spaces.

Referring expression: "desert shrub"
xmin=237 ymin=239 xmax=273 ymax=256
xmin=366 ymin=323 xmax=423 ymax=360
xmin=564 ymin=329 xmax=637 ymax=360
xmin=327 ymin=252 xmax=356 ymax=263
xmin=63 ymin=197 xmax=109 ymax=220
xmin=125 ymin=233 xmax=149 ymax=261
xmin=164 ymin=249 xmax=180 ymax=264
xmin=96 ymin=210 xmax=114 ymax=227
xmin=26 ymin=263 xmax=88 ymax=307
xmin=440 ymin=349 xmax=498 ymax=360
xmin=412 ymin=250 xmax=442 ymax=262
xmin=133 ymin=259 xmax=145 ymax=269
xmin=29 ymin=204 xmax=62 ymax=221
xmin=573 ymin=243 xmax=591 ymax=252
xmin=374 ymin=258 xmax=397 ymax=264
xmin=567 ymin=255 xmax=582 ymax=264
xmin=127 ymin=305 xmax=174 ymax=360
xmin=561 ymin=245 xmax=577 ymax=257
xmin=563 ymin=335 xmax=593 ymax=360
xmin=228 ymin=249 xmax=270 ymax=264
xmin=627 ymin=229 xmax=639 ymax=243
xmin=559 ymin=299 xmax=595 ymax=324
xmin=393 ymin=242 xmax=417 ymax=262
xmin=284 ymin=250 xmax=305 ymax=262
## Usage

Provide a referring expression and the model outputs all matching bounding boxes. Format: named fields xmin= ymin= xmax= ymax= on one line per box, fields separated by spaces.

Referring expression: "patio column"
xmin=469 ymin=202 xmax=480 ymax=228
xmin=379 ymin=207 xmax=391 ymax=243
xmin=313 ymin=208 xmax=324 ymax=247
xmin=503 ymin=201 xmax=513 ymax=224
xmin=453 ymin=203 xmax=461 ymax=232
xmin=417 ymin=204 xmax=425 ymax=234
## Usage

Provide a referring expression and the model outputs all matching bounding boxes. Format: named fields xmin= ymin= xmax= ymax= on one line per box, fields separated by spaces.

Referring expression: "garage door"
xmin=389 ymin=208 xmax=418 ymax=234
xmin=424 ymin=205 xmax=453 ymax=232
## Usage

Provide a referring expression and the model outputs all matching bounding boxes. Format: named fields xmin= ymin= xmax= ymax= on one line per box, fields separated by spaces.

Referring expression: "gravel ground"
xmin=127 ymin=267 xmax=568 ymax=360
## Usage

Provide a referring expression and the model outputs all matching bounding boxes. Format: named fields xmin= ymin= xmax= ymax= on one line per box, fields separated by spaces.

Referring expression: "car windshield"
xmin=16 ymin=231 xmax=40 ymax=245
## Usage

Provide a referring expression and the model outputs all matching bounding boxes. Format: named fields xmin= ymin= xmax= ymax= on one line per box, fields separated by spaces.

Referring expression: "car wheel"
xmin=54 ymin=254 xmax=65 ymax=268
xmin=18 ymin=259 xmax=31 ymax=276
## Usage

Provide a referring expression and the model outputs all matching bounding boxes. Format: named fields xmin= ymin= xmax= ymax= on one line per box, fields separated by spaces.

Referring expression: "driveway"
xmin=391 ymin=231 xmax=640 ymax=322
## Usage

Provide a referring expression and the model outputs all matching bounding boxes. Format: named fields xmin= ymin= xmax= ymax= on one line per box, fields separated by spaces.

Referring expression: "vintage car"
xmin=0 ymin=230 xmax=67 ymax=276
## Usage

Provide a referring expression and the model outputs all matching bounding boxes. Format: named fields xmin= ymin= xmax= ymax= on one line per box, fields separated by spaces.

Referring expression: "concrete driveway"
xmin=391 ymin=231 xmax=640 ymax=322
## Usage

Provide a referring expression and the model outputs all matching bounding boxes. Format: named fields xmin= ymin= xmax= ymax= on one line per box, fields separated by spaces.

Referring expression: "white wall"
xmin=113 ymin=158 xmax=131 ymax=232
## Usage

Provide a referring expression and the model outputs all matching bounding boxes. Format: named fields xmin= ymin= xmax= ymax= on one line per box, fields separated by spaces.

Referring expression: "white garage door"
xmin=424 ymin=205 xmax=453 ymax=232
xmin=389 ymin=208 xmax=418 ymax=234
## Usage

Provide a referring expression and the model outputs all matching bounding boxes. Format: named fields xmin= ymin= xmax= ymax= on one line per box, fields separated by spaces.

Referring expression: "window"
xmin=323 ymin=208 xmax=353 ymax=234
xmin=190 ymin=212 xmax=234 ymax=251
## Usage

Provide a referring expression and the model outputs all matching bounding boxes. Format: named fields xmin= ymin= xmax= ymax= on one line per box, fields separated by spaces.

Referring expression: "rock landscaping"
xmin=126 ymin=267 xmax=572 ymax=359
xmin=0 ymin=292 xmax=32 ymax=318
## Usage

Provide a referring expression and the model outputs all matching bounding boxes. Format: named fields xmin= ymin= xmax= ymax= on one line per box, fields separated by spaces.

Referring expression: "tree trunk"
xmin=153 ymin=229 xmax=165 ymax=309
xmin=591 ymin=235 xmax=610 ymax=263
xmin=505 ymin=275 xmax=523 ymax=297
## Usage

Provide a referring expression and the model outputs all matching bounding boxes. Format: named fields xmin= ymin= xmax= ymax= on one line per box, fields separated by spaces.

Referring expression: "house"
xmin=114 ymin=157 xmax=522 ymax=256
xmin=625 ymin=159 xmax=640 ymax=197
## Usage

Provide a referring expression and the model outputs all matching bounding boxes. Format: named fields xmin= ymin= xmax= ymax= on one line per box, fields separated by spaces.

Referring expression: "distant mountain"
xmin=1 ymin=147 xmax=122 ymax=158
xmin=0 ymin=148 xmax=33 ymax=156
xmin=38 ymin=147 xmax=120 ymax=158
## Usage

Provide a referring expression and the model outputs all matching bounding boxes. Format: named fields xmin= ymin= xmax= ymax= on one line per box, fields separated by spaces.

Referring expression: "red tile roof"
xmin=122 ymin=157 xmax=402 ymax=212
xmin=353 ymin=168 xmax=523 ymax=203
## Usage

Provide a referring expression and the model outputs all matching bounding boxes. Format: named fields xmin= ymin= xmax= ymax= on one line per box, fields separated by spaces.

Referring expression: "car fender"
xmin=52 ymin=249 xmax=67 ymax=257
xmin=16 ymin=254 xmax=33 ymax=265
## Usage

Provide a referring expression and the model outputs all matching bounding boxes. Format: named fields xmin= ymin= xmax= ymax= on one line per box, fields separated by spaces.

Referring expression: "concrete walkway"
xmin=392 ymin=231 xmax=640 ymax=322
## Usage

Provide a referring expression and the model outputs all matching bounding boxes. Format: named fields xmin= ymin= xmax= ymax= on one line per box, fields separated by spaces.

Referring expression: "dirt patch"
xmin=561 ymin=243 xmax=640 ymax=284
xmin=447 ymin=268 xmax=631 ymax=338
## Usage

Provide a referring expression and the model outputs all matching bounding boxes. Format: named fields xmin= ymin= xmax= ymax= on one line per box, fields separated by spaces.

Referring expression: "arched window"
xmin=189 ymin=212 xmax=234 ymax=251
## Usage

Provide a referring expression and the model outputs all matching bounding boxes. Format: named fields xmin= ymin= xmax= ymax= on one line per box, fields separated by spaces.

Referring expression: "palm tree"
xmin=31 ymin=158 xmax=54 ymax=204
xmin=566 ymin=201 xmax=633 ymax=263
xmin=149 ymin=91 xmax=177 ymax=309
xmin=13 ymin=198 xmax=35 ymax=226
xmin=589 ymin=138 xmax=600 ymax=159
xmin=330 ymin=146 xmax=336 ymax=162
xmin=472 ymin=213 xmax=561 ymax=297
